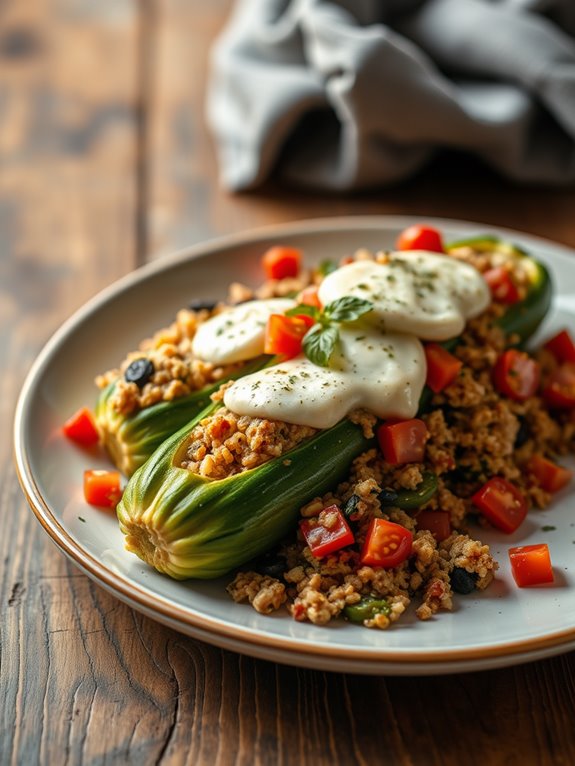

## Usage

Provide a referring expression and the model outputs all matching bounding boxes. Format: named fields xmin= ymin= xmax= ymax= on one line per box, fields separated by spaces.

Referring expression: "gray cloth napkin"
xmin=206 ymin=0 xmax=575 ymax=191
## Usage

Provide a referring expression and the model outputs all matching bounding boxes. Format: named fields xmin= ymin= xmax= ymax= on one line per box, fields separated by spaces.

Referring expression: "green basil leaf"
xmin=317 ymin=259 xmax=337 ymax=276
xmin=324 ymin=296 xmax=373 ymax=323
xmin=285 ymin=304 xmax=319 ymax=320
xmin=303 ymin=324 xmax=339 ymax=367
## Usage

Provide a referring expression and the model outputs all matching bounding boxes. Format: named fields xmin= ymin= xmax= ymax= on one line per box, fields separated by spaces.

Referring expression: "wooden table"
xmin=2 ymin=2 xmax=574 ymax=763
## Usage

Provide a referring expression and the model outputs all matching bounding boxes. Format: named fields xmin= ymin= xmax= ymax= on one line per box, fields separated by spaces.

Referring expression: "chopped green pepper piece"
xmin=344 ymin=596 xmax=391 ymax=624
xmin=382 ymin=471 xmax=438 ymax=510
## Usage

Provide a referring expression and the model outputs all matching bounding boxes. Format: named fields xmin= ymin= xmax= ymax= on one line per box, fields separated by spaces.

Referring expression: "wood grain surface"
xmin=2 ymin=1 xmax=575 ymax=764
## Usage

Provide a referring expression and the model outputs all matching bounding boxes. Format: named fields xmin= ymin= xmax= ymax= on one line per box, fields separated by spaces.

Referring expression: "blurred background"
xmin=4 ymin=0 xmax=575 ymax=334
xmin=1 ymin=0 xmax=226 ymax=296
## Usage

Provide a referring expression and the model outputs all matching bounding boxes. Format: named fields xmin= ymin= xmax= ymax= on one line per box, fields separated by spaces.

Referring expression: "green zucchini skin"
xmin=445 ymin=236 xmax=552 ymax=345
xmin=96 ymin=382 xmax=217 ymax=476
xmin=117 ymin=413 xmax=375 ymax=579
xmin=96 ymin=356 xmax=269 ymax=476
xmin=497 ymin=258 xmax=551 ymax=344
xmin=445 ymin=235 xmax=528 ymax=255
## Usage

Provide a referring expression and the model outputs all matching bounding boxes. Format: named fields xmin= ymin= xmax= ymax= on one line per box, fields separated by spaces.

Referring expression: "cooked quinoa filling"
xmin=96 ymin=266 xmax=316 ymax=417
xmin=227 ymin=438 xmax=499 ymax=627
xmin=180 ymin=407 xmax=318 ymax=478
xmin=96 ymin=308 xmax=243 ymax=415
xmin=228 ymin=519 xmax=497 ymax=627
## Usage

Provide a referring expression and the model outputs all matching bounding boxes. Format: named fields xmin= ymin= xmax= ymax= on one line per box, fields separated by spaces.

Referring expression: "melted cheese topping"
xmin=198 ymin=250 xmax=489 ymax=428
xmin=192 ymin=298 xmax=295 ymax=364
xmin=223 ymin=327 xmax=426 ymax=429
xmin=318 ymin=252 xmax=490 ymax=341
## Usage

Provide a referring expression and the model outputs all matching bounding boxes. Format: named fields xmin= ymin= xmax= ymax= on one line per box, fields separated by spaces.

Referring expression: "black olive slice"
xmin=451 ymin=567 xmax=479 ymax=595
xmin=124 ymin=358 xmax=155 ymax=388
xmin=187 ymin=299 xmax=218 ymax=312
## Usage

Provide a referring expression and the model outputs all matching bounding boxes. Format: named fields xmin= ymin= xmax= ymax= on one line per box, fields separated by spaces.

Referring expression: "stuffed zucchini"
xmin=116 ymin=407 xmax=375 ymax=579
xmin=445 ymin=235 xmax=552 ymax=344
xmin=95 ymin=298 xmax=296 ymax=475
xmin=96 ymin=357 xmax=266 ymax=476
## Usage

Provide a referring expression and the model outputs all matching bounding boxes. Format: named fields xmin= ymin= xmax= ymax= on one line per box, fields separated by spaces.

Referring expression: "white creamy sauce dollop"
xmin=196 ymin=250 xmax=489 ymax=428
xmin=223 ymin=327 xmax=426 ymax=429
xmin=318 ymin=252 xmax=490 ymax=341
xmin=192 ymin=298 xmax=295 ymax=364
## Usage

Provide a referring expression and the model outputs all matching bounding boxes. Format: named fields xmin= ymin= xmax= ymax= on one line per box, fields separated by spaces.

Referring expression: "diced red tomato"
xmin=416 ymin=510 xmax=452 ymax=541
xmin=541 ymin=363 xmax=575 ymax=409
xmin=483 ymin=266 xmax=520 ymax=305
xmin=493 ymin=349 xmax=540 ymax=402
xmin=297 ymin=285 xmax=322 ymax=310
xmin=396 ymin=224 xmax=444 ymax=253
xmin=509 ymin=544 xmax=554 ymax=587
xmin=264 ymin=314 xmax=313 ymax=358
xmin=299 ymin=505 xmax=354 ymax=559
xmin=427 ymin=579 xmax=448 ymax=599
xmin=62 ymin=407 xmax=100 ymax=447
xmin=83 ymin=470 xmax=122 ymax=508
xmin=292 ymin=603 xmax=307 ymax=621
xmin=471 ymin=477 xmax=528 ymax=533
xmin=527 ymin=454 xmax=573 ymax=493
xmin=377 ymin=419 xmax=427 ymax=465
xmin=424 ymin=343 xmax=462 ymax=393
xmin=261 ymin=246 xmax=302 ymax=280
xmin=294 ymin=313 xmax=316 ymax=329
xmin=360 ymin=518 xmax=413 ymax=568
xmin=544 ymin=329 xmax=575 ymax=364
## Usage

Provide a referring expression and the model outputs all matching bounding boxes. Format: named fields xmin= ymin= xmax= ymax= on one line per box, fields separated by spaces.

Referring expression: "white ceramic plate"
xmin=14 ymin=216 xmax=575 ymax=675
